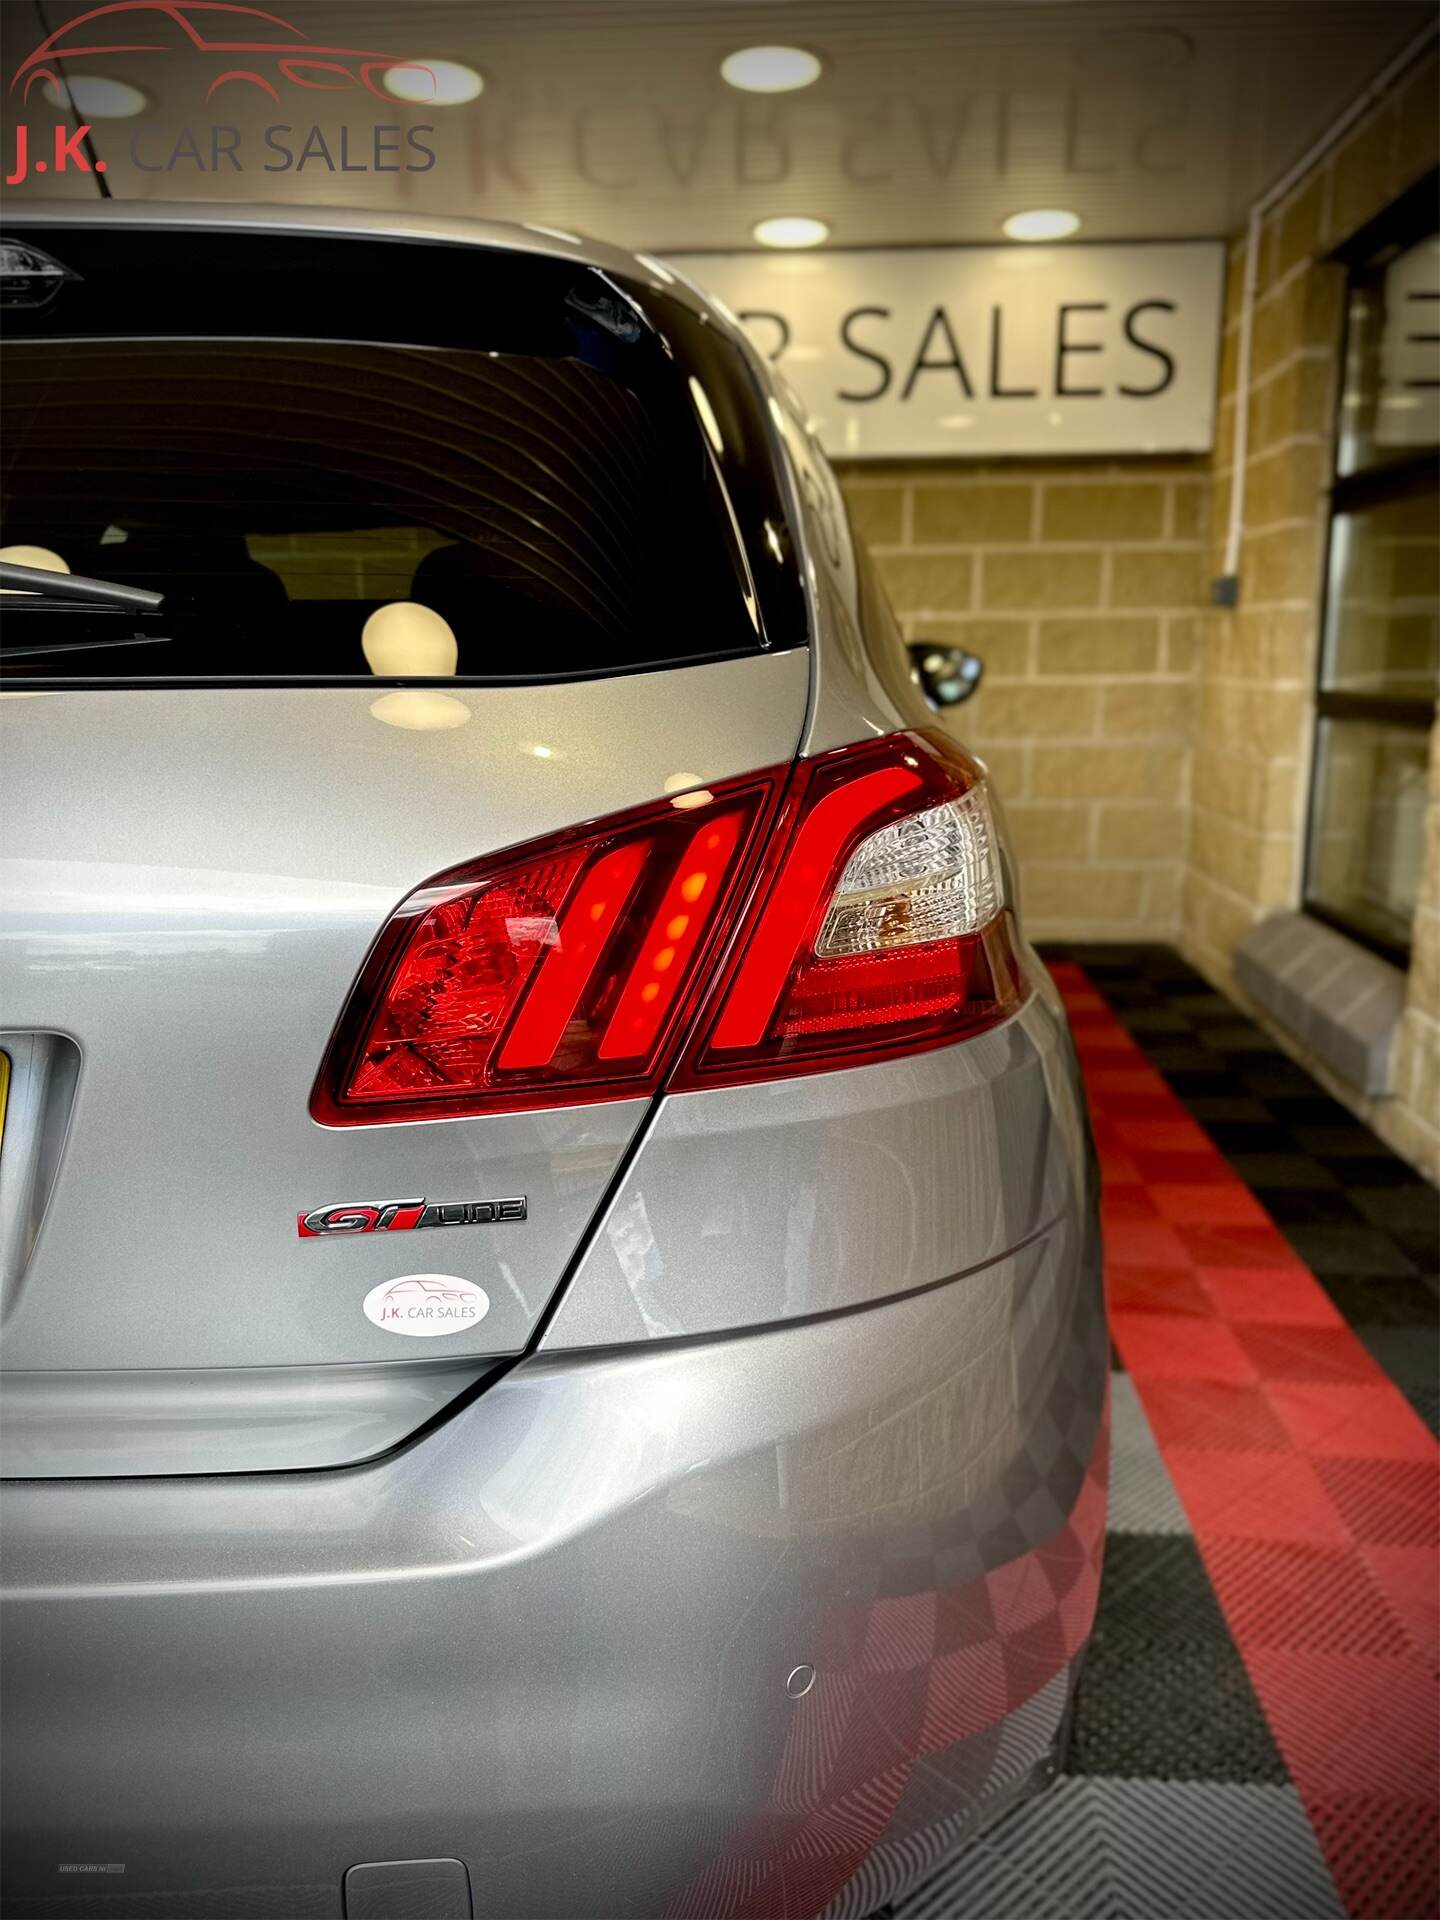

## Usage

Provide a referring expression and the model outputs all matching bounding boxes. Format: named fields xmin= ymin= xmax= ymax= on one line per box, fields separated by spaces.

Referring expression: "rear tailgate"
xmin=0 ymin=658 xmax=808 ymax=1461
xmin=0 ymin=213 xmax=810 ymax=1472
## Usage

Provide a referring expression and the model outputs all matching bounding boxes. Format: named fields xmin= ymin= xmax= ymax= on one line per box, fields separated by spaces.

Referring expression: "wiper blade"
xmin=2 ymin=631 xmax=173 ymax=661
xmin=0 ymin=562 xmax=164 ymax=611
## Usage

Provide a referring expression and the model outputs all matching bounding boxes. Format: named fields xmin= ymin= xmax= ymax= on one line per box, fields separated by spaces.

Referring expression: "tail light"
xmin=312 ymin=731 xmax=1026 ymax=1125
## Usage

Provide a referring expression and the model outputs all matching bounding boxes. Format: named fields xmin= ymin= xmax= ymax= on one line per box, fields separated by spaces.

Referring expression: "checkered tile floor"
xmin=895 ymin=947 xmax=1439 ymax=1920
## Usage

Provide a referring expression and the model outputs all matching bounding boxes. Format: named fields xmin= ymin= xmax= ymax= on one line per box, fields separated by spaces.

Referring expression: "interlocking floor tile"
xmin=1107 ymin=1375 xmax=1191 ymax=1536
xmin=887 ymin=949 xmax=1437 ymax=1920
xmin=897 ymin=1779 xmax=1346 ymax=1920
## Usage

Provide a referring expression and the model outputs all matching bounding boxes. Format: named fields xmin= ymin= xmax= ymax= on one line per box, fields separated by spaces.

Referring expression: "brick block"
xmin=1165 ymin=616 xmax=1202 ymax=676
xmin=1244 ymin=442 xmax=1325 ymax=529
xmin=1041 ymin=483 xmax=1166 ymax=542
xmin=1170 ymin=481 xmax=1209 ymax=542
xmin=981 ymin=550 xmax=1103 ymax=611
xmin=1031 ymin=745 xmax=1184 ymax=802
xmin=967 ymin=683 xmax=1098 ymax=740
xmin=1036 ymin=617 xmax=1161 ymax=677
xmin=1022 ymin=865 xmax=1146 ymax=922
xmin=1097 ymin=805 xmax=1189 ymax=860
xmin=1110 ymin=548 xmax=1205 ymax=610
xmin=842 ymin=484 xmax=904 ymax=547
xmin=1102 ymin=683 xmax=1191 ymax=740
xmin=1275 ymin=175 xmax=1326 ymax=277
xmin=912 ymin=484 xmax=1033 ymax=544
xmin=1243 ymin=525 xmax=1321 ymax=605
xmin=875 ymin=551 xmax=972 ymax=613
xmin=1003 ymin=801 xmax=1092 ymax=863
xmin=1251 ymin=356 xmax=1333 ymax=450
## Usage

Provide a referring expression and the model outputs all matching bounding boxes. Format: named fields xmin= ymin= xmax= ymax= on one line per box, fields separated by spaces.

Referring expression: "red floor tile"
xmin=1108 ymin=1265 xmax=1215 ymax=1317
xmin=1269 ymin=1383 xmax=1438 ymax=1461
xmin=1234 ymin=1323 xmax=1385 ymax=1386
xmin=1163 ymin=1448 xmax=1354 ymax=1546
xmin=1104 ymin=1218 xmax=1197 ymax=1271
xmin=1111 ymin=1311 xmax=1261 ymax=1385
xmin=1140 ymin=1378 xmax=1295 ymax=1454
xmin=1199 ymin=1265 xmax=1348 ymax=1326
xmin=1056 ymin=965 xmax=1440 ymax=1920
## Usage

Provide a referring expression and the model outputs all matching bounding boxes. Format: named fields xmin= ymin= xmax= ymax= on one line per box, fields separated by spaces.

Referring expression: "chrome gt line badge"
xmin=298 ymin=1196 xmax=527 ymax=1238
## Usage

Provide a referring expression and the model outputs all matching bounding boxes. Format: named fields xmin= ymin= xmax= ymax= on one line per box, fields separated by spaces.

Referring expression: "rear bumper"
xmin=0 ymin=1187 xmax=1106 ymax=1919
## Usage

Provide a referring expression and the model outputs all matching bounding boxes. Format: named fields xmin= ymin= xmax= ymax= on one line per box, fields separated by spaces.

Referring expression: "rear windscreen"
xmin=0 ymin=226 xmax=806 ymax=683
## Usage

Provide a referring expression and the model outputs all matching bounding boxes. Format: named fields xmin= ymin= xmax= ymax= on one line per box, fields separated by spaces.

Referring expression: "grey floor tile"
xmin=895 ymin=1777 xmax=1346 ymax=1920
xmin=1108 ymin=1375 xmax=1191 ymax=1536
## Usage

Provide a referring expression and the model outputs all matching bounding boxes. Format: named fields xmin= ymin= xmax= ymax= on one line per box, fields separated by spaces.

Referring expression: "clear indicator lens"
xmin=816 ymin=787 xmax=1002 ymax=957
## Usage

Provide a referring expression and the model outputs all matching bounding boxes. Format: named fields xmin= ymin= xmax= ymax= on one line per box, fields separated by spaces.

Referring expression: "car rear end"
xmin=0 ymin=206 xmax=1105 ymax=1920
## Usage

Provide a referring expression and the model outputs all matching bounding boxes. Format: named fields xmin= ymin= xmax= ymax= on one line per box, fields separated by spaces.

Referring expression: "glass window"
xmin=1304 ymin=204 xmax=1439 ymax=965
xmin=1336 ymin=233 xmax=1440 ymax=477
xmin=1307 ymin=718 xmax=1431 ymax=952
xmin=1322 ymin=492 xmax=1440 ymax=700
xmin=0 ymin=224 xmax=806 ymax=683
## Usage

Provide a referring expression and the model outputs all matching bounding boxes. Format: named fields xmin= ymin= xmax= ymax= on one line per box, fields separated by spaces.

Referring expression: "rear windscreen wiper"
xmin=2 ymin=632 xmax=173 ymax=661
xmin=0 ymin=562 xmax=164 ymax=611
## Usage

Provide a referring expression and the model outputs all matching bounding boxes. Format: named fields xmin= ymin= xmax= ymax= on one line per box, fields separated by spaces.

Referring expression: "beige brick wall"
xmin=839 ymin=461 xmax=1208 ymax=942
xmin=1183 ymin=52 xmax=1440 ymax=1179
xmin=832 ymin=50 xmax=1439 ymax=1177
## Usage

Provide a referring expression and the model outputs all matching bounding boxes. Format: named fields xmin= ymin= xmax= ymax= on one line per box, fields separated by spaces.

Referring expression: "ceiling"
xmin=3 ymin=1 xmax=1434 ymax=248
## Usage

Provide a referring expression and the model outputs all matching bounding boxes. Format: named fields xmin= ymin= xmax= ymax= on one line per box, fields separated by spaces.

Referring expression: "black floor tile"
xmin=1355 ymin=1324 xmax=1440 ymax=1393
xmin=1314 ymin=1153 xmax=1431 ymax=1190
xmin=1065 ymin=1536 xmax=1287 ymax=1785
xmin=1403 ymin=1384 xmax=1440 ymax=1437
xmin=1042 ymin=943 xmax=1440 ymax=1410
xmin=1120 ymin=1010 xmax=1192 ymax=1036
xmin=1284 ymin=1224 xmax=1421 ymax=1281
xmin=1137 ymin=1046 xmax=1222 ymax=1076
xmin=1203 ymin=1024 xmax=1280 ymax=1054
xmin=1258 ymin=1188 xmax=1369 ymax=1228
xmin=1295 ymin=1125 xmax=1399 ymax=1159
xmin=1181 ymin=1095 xmax=1277 ymax=1125
xmin=1160 ymin=1069 xmax=1248 ymax=1100
xmin=1319 ymin=1271 xmax=1440 ymax=1328
xmin=1227 ymin=1154 xmax=1343 ymax=1192
xmin=1205 ymin=1122 xmax=1297 ymax=1156
xmin=1265 ymin=1095 xmax=1365 ymax=1130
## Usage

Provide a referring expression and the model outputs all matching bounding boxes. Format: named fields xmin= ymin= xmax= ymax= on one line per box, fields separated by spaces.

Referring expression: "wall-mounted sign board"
xmin=665 ymin=242 xmax=1226 ymax=459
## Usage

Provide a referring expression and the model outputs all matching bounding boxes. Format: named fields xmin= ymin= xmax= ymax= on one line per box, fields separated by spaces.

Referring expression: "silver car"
xmin=0 ymin=205 xmax=1106 ymax=1920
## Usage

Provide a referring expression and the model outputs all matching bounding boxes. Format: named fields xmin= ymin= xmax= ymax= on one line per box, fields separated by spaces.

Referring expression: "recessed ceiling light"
xmin=753 ymin=215 xmax=829 ymax=249
xmin=383 ymin=59 xmax=483 ymax=105
xmin=721 ymin=45 xmax=822 ymax=93
xmin=42 ymin=74 xmax=146 ymax=117
xmin=1002 ymin=208 xmax=1081 ymax=242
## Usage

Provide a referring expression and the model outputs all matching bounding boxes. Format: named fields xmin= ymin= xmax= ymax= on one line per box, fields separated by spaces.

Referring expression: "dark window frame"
xmin=1301 ymin=175 xmax=1439 ymax=966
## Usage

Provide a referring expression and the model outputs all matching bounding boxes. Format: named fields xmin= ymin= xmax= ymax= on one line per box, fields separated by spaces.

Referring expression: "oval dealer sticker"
xmin=363 ymin=1274 xmax=490 ymax=1337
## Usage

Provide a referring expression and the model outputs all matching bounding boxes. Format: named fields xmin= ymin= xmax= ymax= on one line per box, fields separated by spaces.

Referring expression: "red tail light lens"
xmin=311 ymin=775 xmax=781 ymax=1124
xmin=313 ymin=731 xmax=1026 ymax=1124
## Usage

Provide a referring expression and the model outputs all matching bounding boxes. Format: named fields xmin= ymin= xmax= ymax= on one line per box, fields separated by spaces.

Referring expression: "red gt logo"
xmin=298 ymin=1197 xmax=527 ymax=1238
xmin=10 ymin=1 xmax=434 ymax=105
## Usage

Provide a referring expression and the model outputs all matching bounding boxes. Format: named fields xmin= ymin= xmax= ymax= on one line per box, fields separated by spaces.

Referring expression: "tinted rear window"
xmin=0 ymin=226 xmax=806 ymax=683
